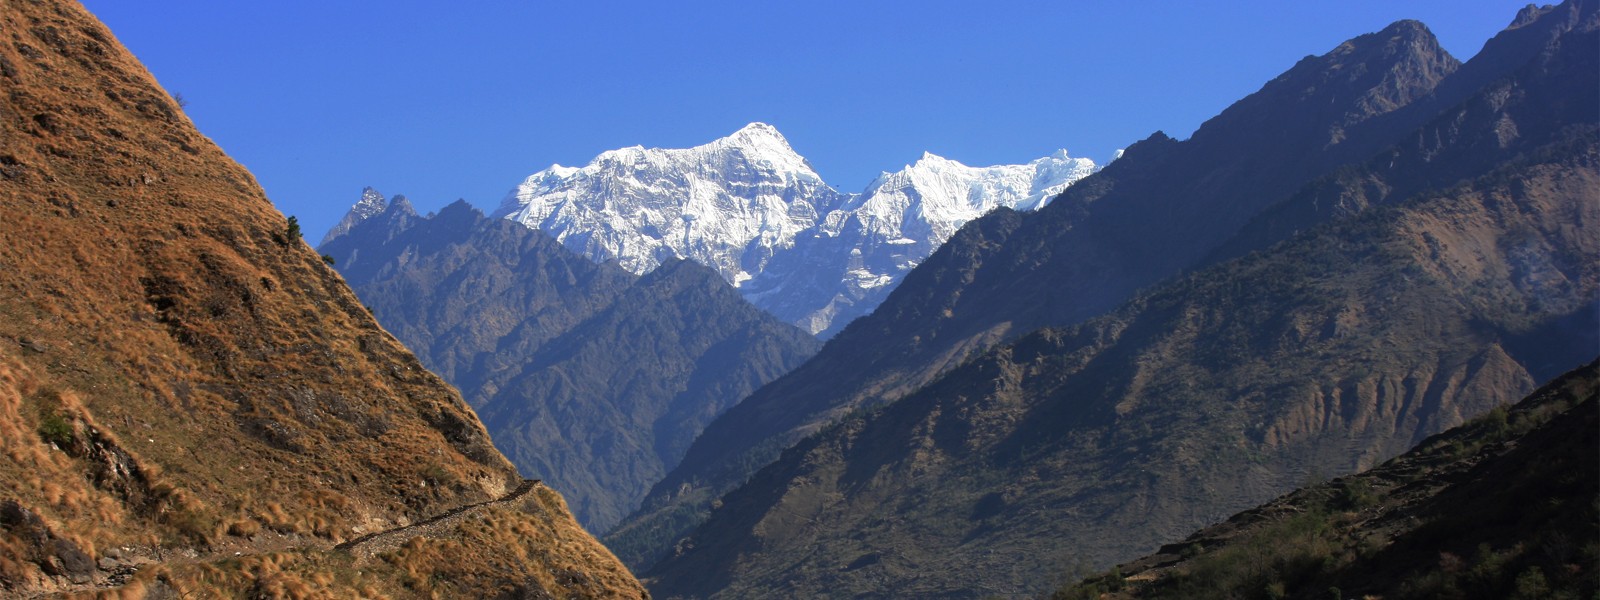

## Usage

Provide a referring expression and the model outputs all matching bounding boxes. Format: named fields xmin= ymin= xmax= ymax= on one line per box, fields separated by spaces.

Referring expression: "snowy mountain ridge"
xmin=411 ymin=122 xmax=1092 ymax=336
xmin=494 ymin=123 xmax=841 ymax=288
xmin=749 ymin=145 xmax=1095 ymax=335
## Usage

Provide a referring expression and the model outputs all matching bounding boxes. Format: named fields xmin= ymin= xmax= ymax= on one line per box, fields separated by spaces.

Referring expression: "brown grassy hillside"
xmin=0 ymin=1 xmax=642 ymax=597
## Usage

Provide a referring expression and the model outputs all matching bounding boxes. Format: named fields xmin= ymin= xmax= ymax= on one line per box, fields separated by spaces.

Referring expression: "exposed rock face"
xmin=648 ymin=133 xmax=1598 ymax=597
xmin=0 ymin=2 xmax=642 ymax=596
xmin=322 ymin=198 xmax=632 ymax=391
xmin=608 ymin=15 xmax=1473 ymax=573
xmin=1056 ymin=361 xmax=1598 ymax=600
xmin=632 ymin=2 xmax=1599 ymax=594
xmin=320 ymin=199 xmax=821 ymax=533
xmin=494 ymin=122 xmax=1094 ymax=336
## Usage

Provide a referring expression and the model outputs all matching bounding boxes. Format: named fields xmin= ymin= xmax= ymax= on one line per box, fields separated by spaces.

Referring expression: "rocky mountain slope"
xmin=636 ymin=2 xmax=1600 ymax=594
xmin=647 ymin=128 xmax=1598 ymax=597
xmin=0 ymin=1 xmax=642 ymax=597
xmin=1055 ymin=361 xmax=1597 ymax=600
xmin=320 ymin=198 xmax=820 ymax=533
xmin=494 ymin=122 xmax=1095 ymax=336
xmin=607 ymin=12 xmax=1469 ymax=571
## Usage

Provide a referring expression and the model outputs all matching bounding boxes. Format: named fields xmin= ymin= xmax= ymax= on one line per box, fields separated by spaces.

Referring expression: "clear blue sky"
xmin=79 ymin=1 xmax=1537 ymax=242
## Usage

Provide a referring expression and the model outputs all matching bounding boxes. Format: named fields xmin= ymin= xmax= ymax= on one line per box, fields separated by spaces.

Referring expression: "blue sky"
xmin=79 ymin=1 xmax=1536 ymax=242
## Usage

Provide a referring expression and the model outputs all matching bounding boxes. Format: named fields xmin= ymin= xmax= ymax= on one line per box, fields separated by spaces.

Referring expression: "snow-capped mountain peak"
xmin=849 ymin=149 xmax=1096 ymax=238
xmin=693 ymin=122 xmax=821 ymax=185
xmin=319 ymin=186 xmax=389 ymax=245
xmin=495 ymin=126 xmax=1097 ymax=336
xmin=494 ymin=123 xmax=841 ymax=284
xmin=715 ymin=122 xmax=795 ymax=154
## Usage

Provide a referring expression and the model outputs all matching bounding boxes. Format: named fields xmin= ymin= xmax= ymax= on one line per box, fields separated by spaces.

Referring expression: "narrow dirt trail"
xmin=335 ymin=478 xmax=542 ymax=560
xmin=32 ymin=479 xmax=545 ymax=597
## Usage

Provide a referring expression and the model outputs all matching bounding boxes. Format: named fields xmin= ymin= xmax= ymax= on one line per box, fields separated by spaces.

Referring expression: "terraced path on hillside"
xmin=335 ymin=478 xmax=542 ymax=560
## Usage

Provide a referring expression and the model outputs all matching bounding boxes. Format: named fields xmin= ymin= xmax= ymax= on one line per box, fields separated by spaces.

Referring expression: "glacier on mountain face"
xmin=491 ymin=122 xmax=1095 ymax=337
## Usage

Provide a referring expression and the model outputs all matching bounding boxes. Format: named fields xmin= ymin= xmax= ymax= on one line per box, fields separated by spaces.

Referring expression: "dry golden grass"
xmin=0 ymin=0 xmax=643 ymax=596
xmin=372 ymin=490 xmax=644 ymax=599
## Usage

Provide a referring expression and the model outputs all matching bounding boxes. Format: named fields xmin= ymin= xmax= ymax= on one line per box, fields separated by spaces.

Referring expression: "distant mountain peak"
xmin=1380 ymin=18 xmax=1428 ymax=35
xmin=387 ymin=193 xmax=416 ymax=216
xmin=721 ymin=121 xmax=791 ymax=148
xmin=493 ymin=123 xmax=836 ymax=285
xmin=1326 ymin=19 xmax=1437 ymax=61
xmin=875 ymin=149 xmax=1095 ymax=214
xmin=319 ymin=186 xmax=391 ymax=245
xmin=702 ymin=122 xmax=817 ymax=180
xmin=440 ymin=197 xmax=474 ymax=213
xmin=1511 ymin=2 xmax=1554 ymax=28
xmin=498 ymin=126 xmax=1095 ymax=335
xmin=1190 ymin=14 xmax=1457 ymax=154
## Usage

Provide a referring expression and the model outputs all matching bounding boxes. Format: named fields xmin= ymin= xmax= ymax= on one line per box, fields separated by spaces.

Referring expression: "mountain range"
xmin=8 ymin=0 xmax=1590 ymax=597
xmin=607 ymin=9 xmax=1474 ymax=573
xmin=0 ymin=1 xmax=642 ymax=596
xmin=319 ymin=196 xmax=821 ymax=533
xmin=494 ymin=122 xmax=1096 ymax=337
xmin=632 ymin=2 xmax=1599 ymax=596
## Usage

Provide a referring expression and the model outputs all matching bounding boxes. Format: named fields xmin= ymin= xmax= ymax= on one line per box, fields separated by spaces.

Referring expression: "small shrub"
xmin=1107 ymin=565 xmax=1125 ymax=592
xmin=1180 ymin=543 xmax=1205 ymax=558
xmin=321 ymin=254 xmax=336 ymax=265
xmin=282 ymin=216 xmax=301 ymax=246
xmin=167 ymin=505 xmax=221 ymax=545
xmin=226 ymin=518 xmax=261 ymax=538
xmin=38 ymin=413 xmax=74 ymax=448
xmin=1482 ymin=406 xmax=1512 ymax=441
xmin=422 ymin=464 xmax=450 ymax=486
xmin=1335 ymin=479 xmax=1379 ymax=510
xmin=1511 ymin=566 xmax=1550 ymax=599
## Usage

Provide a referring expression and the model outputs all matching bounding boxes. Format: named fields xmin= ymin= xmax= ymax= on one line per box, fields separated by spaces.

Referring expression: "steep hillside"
xmin=609 ymin=12 xmax=1474 ymax=570
xmin=644 ymin=4 xmax=1599 ymax=593
xmin=321 ymin=200 xmax=820 ymax=532
xmin=1055 ymin=361 xmax=1597 ymax=600
xmin=648 ymin=126 xmax=1598 ymax=597
xmin=320 ymin=196 xmax=636 ymax=395
xmin=0 ymin=1 xmax=642 ymax=597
